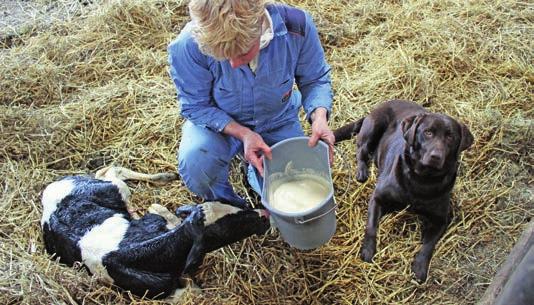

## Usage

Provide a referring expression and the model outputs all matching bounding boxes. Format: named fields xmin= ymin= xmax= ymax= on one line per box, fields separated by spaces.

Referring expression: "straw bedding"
xmin=1 ymin=0 xmax=532 ymax=304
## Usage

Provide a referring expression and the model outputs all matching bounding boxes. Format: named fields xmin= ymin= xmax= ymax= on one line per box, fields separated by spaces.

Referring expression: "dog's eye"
xmin=424 ymin=130 xmax=433 ymax=137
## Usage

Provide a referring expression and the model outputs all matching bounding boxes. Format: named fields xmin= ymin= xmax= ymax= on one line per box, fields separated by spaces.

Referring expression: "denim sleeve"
xmin=295 ymin=12 xmax=333 ymax=123
xmin=168 ymin=35 xmax=233 ymax=132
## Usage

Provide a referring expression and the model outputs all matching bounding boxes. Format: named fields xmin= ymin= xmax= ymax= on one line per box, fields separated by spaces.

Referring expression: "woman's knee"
xmin=177 ymin=144 xmax=230 ymax=197
xmin=177 ymin=121 xmax=241 ymax=197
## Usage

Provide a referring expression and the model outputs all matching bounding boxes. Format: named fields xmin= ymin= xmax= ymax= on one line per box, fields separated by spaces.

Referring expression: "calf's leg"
xmin=95 ymin=166 xmax=178 ymax=185
xmin=95 ymin=166 xmax=178 ymax=219
xmin=148 ymin=204 xmax=181 ymax=229
xmin=105 ymin=260 xmax=181 ymax=299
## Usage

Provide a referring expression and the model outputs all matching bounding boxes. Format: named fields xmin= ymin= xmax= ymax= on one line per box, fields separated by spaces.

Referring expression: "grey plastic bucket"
xmin=262 ymin=136 xmax=336 ymax=250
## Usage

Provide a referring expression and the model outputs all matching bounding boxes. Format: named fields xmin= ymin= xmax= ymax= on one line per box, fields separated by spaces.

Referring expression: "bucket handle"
xmin=293 ymin=143 xmax=350 ymax=224
xmin=332 ymin=145 xmax=353 ymax=198
xmin=295 ymin=204 xmax=337 ymax=224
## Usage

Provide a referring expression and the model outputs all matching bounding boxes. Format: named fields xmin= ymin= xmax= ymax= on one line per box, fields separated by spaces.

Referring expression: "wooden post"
xmin=477 ymin=221 xmax=534 ymax=305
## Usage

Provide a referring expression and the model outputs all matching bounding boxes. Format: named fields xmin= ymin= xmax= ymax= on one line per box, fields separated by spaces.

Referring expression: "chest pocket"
xmin=276 ymin=74 xmax=294 ymax=103
xmin=266 ymin=69 xmax=294 ymax=103
xmin=254 ymin=67 xmax=295 ymax=120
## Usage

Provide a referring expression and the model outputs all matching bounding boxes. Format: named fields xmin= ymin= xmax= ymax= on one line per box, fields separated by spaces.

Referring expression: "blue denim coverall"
xmin=168 ymin=5 xmax=332 ymax=205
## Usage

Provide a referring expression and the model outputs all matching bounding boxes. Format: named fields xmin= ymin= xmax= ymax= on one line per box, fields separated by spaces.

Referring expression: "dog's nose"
xmin=429 ymin=152 xmax=442 ymax=161
xmin=425 ymin=150 xmax=445 ymax=168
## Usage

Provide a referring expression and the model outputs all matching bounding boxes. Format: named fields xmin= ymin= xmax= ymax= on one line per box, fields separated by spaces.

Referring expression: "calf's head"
xmin=401 ymin=113 xmax=473 ymax=176
xmin=177 ymin=201 xmax=270 ymax=274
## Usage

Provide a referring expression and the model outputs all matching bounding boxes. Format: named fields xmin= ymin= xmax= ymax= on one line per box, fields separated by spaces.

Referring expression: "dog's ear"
xmin=401 ymin=114 xmax=424 ymax=146
xmin=458 ymin=123 xmax=474 ymax=153
xmin=184 ymin=241 xmax=206 ymax=275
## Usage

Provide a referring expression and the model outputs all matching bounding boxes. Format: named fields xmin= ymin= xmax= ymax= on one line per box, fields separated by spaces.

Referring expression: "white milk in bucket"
xmin=270 ymin=174 xmax=330 ymax=213
xmin=262 ymin=137 xmax=336 ymax=250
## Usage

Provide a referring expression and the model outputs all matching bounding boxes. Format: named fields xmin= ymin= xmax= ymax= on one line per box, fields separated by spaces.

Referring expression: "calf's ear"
xmin=175 ymin=204 xmax=195 ymax=219
xmin=401 ymin=114 xmax=424 ymax=147
xmin=458 ymin=123 xmax=474 ymax=153
xmin=184 ymin=241 xmax=206 ymax=275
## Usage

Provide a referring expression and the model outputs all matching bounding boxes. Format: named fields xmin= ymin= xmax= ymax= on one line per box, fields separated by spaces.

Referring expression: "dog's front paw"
xmin=412 ymin=253 xmax=430 ymax=283
xmin=360 ymin=236 xmax=376 ymax=262
xmin=356 ymin=164 xmax=369 ymax=182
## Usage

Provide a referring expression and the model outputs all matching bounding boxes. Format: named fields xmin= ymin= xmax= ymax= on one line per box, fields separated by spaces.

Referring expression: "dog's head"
xmin=177 ymin=201 xmax=270 ymax=274
xmin=401 ymin=113 xmax=473 ymax=176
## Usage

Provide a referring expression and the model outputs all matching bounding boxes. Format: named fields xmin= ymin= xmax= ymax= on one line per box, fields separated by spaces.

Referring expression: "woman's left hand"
xmin=308 ymin=107 xmax=335 ymax=164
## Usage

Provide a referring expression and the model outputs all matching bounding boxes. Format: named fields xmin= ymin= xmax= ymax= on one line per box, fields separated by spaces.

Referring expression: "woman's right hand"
xmin=242 ymin=130 xmax=272 ymax=176
xmin=222 ymin=121 xmax=272 ymax=176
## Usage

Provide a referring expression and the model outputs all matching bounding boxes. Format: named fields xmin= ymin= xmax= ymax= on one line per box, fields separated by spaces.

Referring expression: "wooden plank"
xmin=494 ymin=246 xmax=534 ymax=305
xmin=477 ymin=220 xmax=534 ymax=305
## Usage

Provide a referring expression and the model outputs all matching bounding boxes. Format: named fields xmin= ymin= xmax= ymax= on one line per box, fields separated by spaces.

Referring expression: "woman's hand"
xmin=308 ymin=107 xmax=335 ymax=164
xmin=223 ymin=121 xmax=272 ymax=176
xmin=242 ymin=130 xmax=272 ymax=176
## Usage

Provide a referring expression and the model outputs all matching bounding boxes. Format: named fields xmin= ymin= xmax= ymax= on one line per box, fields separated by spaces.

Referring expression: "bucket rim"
xmin=269 ymin=136 xmax=328 ymax=151
xmin=261 ymin=136 xmax=334 ymax=217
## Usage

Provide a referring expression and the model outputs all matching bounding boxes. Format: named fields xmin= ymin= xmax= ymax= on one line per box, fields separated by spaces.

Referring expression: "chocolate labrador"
xmin=334 ymin=100 xmax=473 ymax=282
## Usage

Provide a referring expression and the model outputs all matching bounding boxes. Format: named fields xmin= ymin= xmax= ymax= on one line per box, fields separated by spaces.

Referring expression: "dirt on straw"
xmin=0 ymin=0 xmax=532 ymax=304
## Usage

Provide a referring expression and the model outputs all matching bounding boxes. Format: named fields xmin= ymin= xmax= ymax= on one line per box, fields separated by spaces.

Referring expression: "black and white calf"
xmin=41 ymin=166 xmax=270 ymax=299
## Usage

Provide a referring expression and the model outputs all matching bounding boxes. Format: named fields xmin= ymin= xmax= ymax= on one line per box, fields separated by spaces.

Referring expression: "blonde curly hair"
xmin=188 ymin=0 xmax=269 ymax=60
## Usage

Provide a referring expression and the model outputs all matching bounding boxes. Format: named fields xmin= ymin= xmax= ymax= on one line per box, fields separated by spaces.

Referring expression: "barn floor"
xmin=1 ymin=0 xmax=532 ymax=304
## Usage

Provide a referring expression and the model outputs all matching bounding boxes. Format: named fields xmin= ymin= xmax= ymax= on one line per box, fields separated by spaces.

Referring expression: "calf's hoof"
xmin=167 ymin=284 xmax=200 ymax=303
xmin=152 ymin=172 xmax=180 ymax=184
